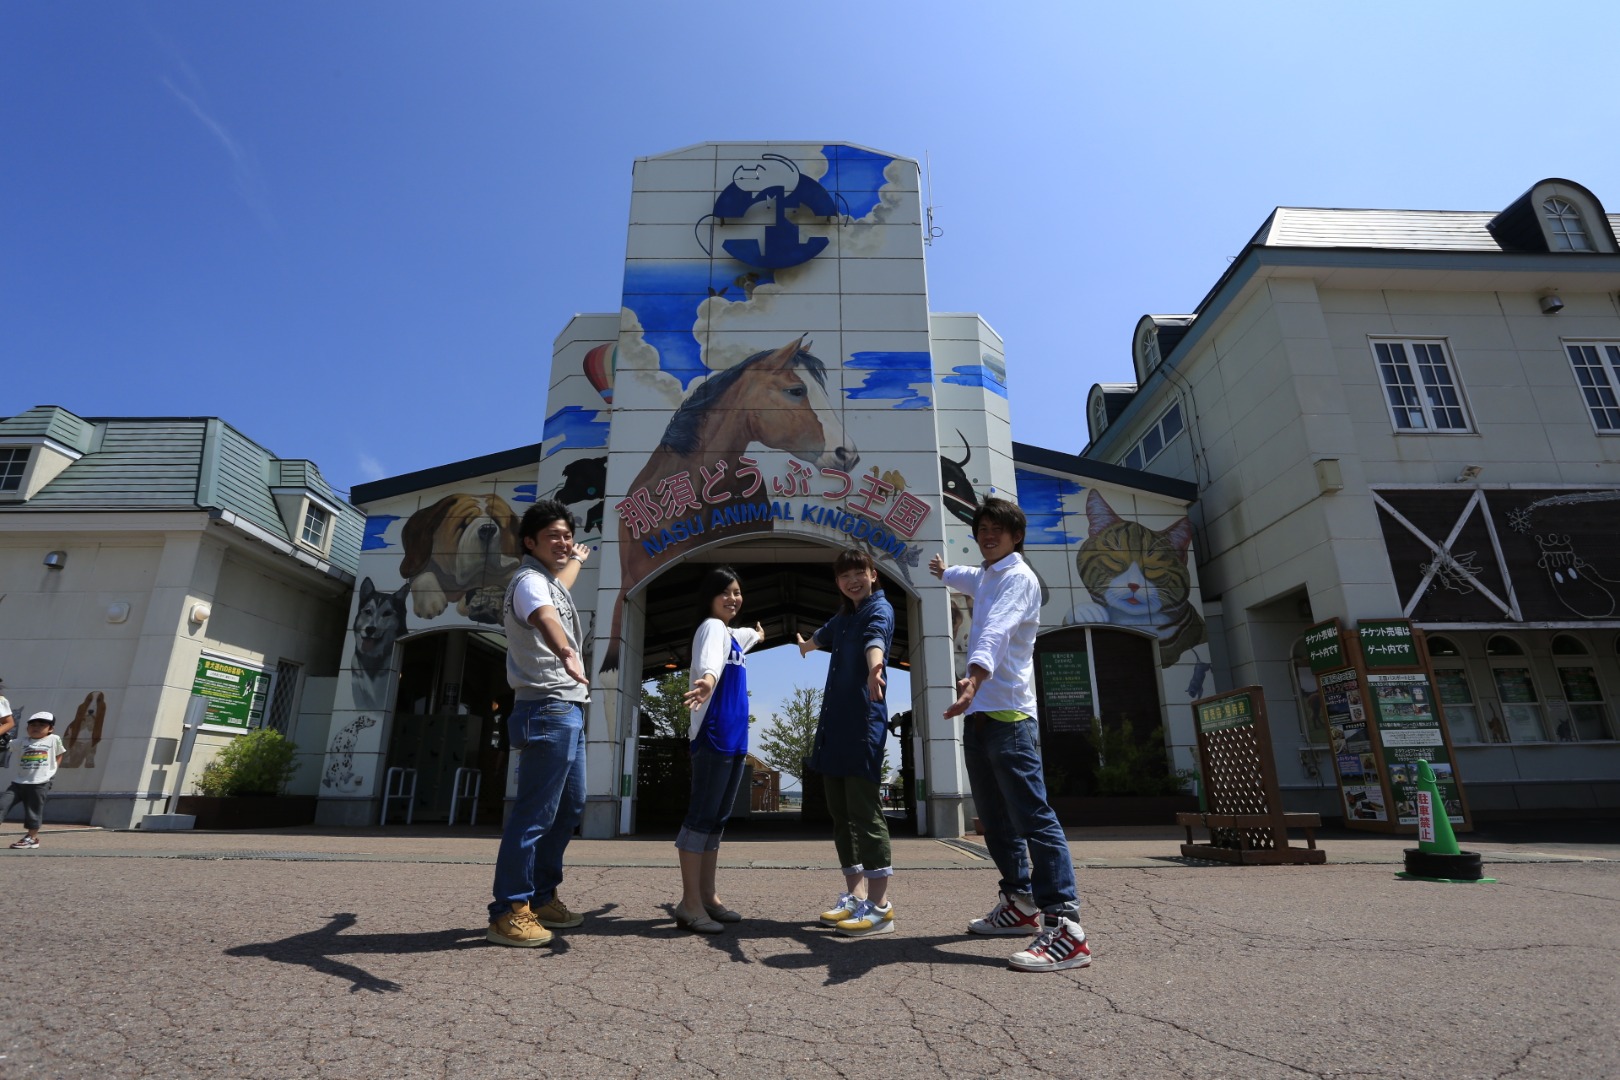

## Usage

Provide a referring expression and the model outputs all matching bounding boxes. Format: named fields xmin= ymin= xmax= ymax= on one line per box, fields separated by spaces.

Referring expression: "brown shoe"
xmin=487 ymin=902 xmax=553 ymax=947
xmin=532 ymin=894 xmax=585 ymax=929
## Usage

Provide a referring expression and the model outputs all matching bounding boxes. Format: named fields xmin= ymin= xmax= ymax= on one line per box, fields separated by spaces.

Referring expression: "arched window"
xmin=1486 ymin=635 xmax=1525 ymax=656
xmin=1426 ymin=636 xmax=1480 ymax=743
xmin=1550 ymin=633 xmax=1613 ymax=741
xmin=1552 ymin=634 xmax=1589 ymax=656
xmin=1485 ymin=634 xmax=1545 ymax=741
xmin=1543 ymin=197 xmax=1593 ymax=251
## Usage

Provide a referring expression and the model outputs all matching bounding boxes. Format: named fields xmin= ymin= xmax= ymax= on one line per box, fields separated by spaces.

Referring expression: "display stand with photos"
xmin=1177 ymin=686 xmax=1324 ymax=865
xmin=1305 ymin=618 xmax=1473 ymax=835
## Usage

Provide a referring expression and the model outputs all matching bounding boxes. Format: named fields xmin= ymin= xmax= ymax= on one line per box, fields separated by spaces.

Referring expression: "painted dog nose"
xmin=478 ymin=522 xmax=498 ymax=541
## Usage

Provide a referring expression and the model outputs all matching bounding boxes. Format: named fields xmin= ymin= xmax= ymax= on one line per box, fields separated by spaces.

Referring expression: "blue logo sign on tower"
xmin=711 ymin=154 xmax=837 ymax=269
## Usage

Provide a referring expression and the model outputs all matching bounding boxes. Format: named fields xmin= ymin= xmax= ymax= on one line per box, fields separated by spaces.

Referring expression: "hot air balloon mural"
xmin=583 ymin=343 xmax=616 ymax=405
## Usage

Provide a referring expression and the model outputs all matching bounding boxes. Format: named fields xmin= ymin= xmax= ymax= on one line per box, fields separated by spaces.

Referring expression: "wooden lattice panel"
xmin=1202 ymin=721 xmax=1278 ymax=850
xmin=1180 ymin=686 xmax=1325 ymax=865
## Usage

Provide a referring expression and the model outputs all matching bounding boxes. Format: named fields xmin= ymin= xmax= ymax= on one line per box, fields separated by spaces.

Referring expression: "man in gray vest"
xmin=487 ymin=500 xmax=592 ymax=947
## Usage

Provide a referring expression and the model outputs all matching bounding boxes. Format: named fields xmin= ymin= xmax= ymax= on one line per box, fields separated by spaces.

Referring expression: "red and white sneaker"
xmin=1008 ymin=917 xmax=1091 ymax=972
xmin=967 ymin=891 xmax=1042 ymax=936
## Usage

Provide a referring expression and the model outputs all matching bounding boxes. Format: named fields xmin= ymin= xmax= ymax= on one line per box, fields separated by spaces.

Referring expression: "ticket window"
xmin=1486 ymin=634 xmax=1547 ymax=743
xmin=1426 ymin=635 xmax=1482 ymax=744
xmin=1551 ymin=634 xmax=1614 ymax=742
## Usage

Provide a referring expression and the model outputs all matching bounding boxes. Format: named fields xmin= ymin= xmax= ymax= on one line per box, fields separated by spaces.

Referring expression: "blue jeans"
xmin=489 ymin=699 xmax=586 ymax=920
xmin=962 ymin=713 xmax=1079 ymax=919
xmin=675 ymin=743 xmax=747 ymax=853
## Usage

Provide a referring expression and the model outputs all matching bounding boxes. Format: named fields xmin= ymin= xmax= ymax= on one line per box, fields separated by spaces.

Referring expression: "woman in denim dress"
xmin=796 ymin=547 xmax=897 ymax=937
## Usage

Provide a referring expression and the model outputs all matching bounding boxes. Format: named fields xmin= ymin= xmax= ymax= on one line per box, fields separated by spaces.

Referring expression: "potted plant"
xmin=176 ymin=729 xmax=316 ymax=829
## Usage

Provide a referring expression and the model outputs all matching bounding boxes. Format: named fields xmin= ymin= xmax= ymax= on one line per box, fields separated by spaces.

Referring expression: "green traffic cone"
xmin=1397 ymin=758 xmax=1494 ymax=883
xmin=1415 ymin=759 xmax=1461 ymax=856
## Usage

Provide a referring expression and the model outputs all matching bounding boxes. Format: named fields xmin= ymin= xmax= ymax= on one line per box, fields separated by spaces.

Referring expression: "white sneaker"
xmin=968 ymin=890 xmax=1041 ymax=936
xmin=1009 ymin=917 xmax=1091 ymax=972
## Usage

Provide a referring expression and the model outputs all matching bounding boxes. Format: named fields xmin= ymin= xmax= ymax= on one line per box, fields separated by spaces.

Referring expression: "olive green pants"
xmin=822 ymin=774 xmax=892 ymax=876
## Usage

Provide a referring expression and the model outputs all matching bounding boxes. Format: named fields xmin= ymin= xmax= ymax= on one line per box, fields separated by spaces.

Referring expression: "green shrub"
xmin=1091 ymin=719 xmax=1189 ymax=797
xmin=193 ymin=729 xmax=300 ymax=797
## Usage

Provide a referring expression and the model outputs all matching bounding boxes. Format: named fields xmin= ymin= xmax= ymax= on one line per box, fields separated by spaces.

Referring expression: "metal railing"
xmin=449 ymin=766 xmax=482 ymax=826
xmin=380 ymin=766 xmax=417 ymax=825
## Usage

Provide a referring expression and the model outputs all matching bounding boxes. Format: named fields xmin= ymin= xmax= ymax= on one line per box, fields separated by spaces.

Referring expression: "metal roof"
xmin=1254 ymin=207 xmax=1620 ymax=252
xmin=0 ymin=406 xmax=362 ymax=575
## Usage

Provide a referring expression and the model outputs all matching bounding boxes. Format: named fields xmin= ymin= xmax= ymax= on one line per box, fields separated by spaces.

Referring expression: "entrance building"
xmin=316 ymin=142 xmax=1210 ymax=833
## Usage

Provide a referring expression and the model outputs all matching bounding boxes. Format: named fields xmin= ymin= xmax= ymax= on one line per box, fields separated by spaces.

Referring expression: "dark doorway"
xmin=1033 ymin=626 xmax=1167 ymax=810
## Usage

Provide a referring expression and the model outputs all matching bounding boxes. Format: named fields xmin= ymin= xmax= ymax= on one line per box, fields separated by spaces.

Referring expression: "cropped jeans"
xmin=489 ymin=699 xmax=586 ymax=921
xmin=675 ymin=742 xmax=747 ymax=853
xmin=961 ymin=713 xmax=1079 ymax=919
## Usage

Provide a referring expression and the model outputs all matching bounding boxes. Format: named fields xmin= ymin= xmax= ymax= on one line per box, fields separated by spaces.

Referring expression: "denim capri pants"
xmin=675 ymin=742 xmax=748 ymax=853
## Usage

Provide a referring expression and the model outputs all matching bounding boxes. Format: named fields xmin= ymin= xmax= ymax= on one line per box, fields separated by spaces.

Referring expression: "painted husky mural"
xmin=599 ymin=336 xmax=857 ymax=672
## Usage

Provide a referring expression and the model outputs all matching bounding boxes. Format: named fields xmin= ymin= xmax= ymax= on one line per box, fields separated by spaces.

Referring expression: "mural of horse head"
xmin=660 ymin=337 xmax=857 ymax=471
xmin=599 ymin=337 xmax=856 ymax=672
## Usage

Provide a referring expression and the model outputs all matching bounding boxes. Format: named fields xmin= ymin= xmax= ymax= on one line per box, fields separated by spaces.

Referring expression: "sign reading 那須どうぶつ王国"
xmin=616 ymin=454 xmax=933 ymax=564
xmin=191 ymin=652 xmax=271 ymax=731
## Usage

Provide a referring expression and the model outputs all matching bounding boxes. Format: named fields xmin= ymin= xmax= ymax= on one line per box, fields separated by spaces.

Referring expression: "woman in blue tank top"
xmin=674 ymin=566 xmax=763 ymax=932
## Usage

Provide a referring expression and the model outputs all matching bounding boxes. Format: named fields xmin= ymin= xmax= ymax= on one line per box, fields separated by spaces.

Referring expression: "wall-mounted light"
xmin=1456 ymin=464 xmax=1484 ymax=483
xmin=43 ymin=550 xmax=67 ymax=570
xmin=106 ymin=602 xmax=131 ymax=624
xmin=189 ymin=602 xmax=212 ymax=625
xmin=1313 ymin=458 xmax=1343 ymax=495
xmin=1539 ymin=293 xmax=1564 ymax=315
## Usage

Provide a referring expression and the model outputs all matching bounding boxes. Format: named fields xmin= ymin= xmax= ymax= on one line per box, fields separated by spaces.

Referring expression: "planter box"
xmin=1050 ymin=795 xmax=1199 ymax=827
xmin=174 ymin=795 xmax=318 ymax=831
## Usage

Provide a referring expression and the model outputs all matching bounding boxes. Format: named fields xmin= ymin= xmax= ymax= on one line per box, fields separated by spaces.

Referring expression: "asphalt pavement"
xmin=3 ymin=818 xmax=1617 ymax=1079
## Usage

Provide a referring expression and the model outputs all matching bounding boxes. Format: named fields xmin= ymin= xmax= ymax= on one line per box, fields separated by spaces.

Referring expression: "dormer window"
xmin=300 ymin=502 xmax=332 ymax=550
xmin=1542 ymin=197 xmax=1593 ymax=251
xmin=0 ymin=447 xmax=27 ymax=493
xmin=1141 ymin=328 xmax=1162 ymax=372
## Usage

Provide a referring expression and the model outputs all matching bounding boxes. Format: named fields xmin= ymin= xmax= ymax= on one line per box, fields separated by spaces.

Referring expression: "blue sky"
xmin=8 ymin=2 xmax=1620 ymax=748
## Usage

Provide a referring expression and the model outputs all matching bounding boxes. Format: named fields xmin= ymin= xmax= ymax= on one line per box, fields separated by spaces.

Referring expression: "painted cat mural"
xmin=1065 ymin=489 xmax=1207 ymax=669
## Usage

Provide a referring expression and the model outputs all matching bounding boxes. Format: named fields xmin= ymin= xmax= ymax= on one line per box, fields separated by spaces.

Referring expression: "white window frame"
xmin=1370 ymin=338 xmax=1473 ymax=433
xmin=299 ymin=501 xmax=332 ymax=552
xmin=1561 ymin=340 xmax=1620 ymax=433
xmin=0 ymin=447 xmax=28 ymax=493
xmin=1118 ymin=401 xmax=1185 ymax=470
xmin=1542 ymin=197 xmax=1593 ymax=251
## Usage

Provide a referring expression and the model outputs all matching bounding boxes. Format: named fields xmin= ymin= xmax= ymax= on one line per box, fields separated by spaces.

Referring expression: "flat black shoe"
xmin=674 ymin=906 xmax=724 ymax=934
xmin=704 ymin=903 xmax=742 ymax=923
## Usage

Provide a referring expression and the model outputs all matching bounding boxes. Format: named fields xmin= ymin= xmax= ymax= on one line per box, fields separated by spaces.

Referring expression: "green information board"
xmin=192 ymin=653 xmax=270 ymax=730
xmin=1038 ymin=650 xmax=1094 ymax=733
xmin=1303 ymin=619 xmax=1346 ymax=673
xmin=1357 ymin=620 xmax=1419 ymax=668
xmin=1196 ymin=689 xmax=1255 ymax=733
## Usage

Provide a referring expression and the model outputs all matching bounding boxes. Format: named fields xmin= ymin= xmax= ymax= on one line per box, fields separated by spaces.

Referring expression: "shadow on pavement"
xmin=586 ymin=905 xmax=1010 ymax=986
xmin=224 ymin=912 xmax=486 ymax=993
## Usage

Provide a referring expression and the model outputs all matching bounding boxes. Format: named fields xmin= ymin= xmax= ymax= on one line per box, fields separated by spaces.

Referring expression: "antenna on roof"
xmin=924 ymin=151 xmax=944 ymax=246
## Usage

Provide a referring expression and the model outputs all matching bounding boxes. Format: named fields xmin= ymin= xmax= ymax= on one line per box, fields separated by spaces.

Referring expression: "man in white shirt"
xmin=931 ymin=497 xmax=1090 ymax=972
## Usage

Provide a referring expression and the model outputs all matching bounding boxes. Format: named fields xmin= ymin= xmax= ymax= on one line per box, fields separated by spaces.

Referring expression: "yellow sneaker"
xmin=487 ymin=902 xmax=553 ymax=947
xmin=532 ymin=894 xmax=585 ymax=929
xmin=819 ymin=892 xmax=860 ymax=925
xmin=836 ymin=900 xmax=896 ymax=937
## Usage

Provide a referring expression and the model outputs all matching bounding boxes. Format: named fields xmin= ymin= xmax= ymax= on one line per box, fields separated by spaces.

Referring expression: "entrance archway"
xmin=615 ymin=535 xmax=924 ymax=837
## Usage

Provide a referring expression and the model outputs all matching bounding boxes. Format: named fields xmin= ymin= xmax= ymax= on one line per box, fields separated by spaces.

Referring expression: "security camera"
xmin=1539 ymin=294 xmax=1564 ymax=314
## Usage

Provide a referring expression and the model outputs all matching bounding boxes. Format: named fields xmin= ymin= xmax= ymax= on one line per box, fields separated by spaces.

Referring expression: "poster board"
xmin=192 ymin=651 xmax=271 ymax=733
xmin=1321 ymin=619 xmax=1472 ymax=834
